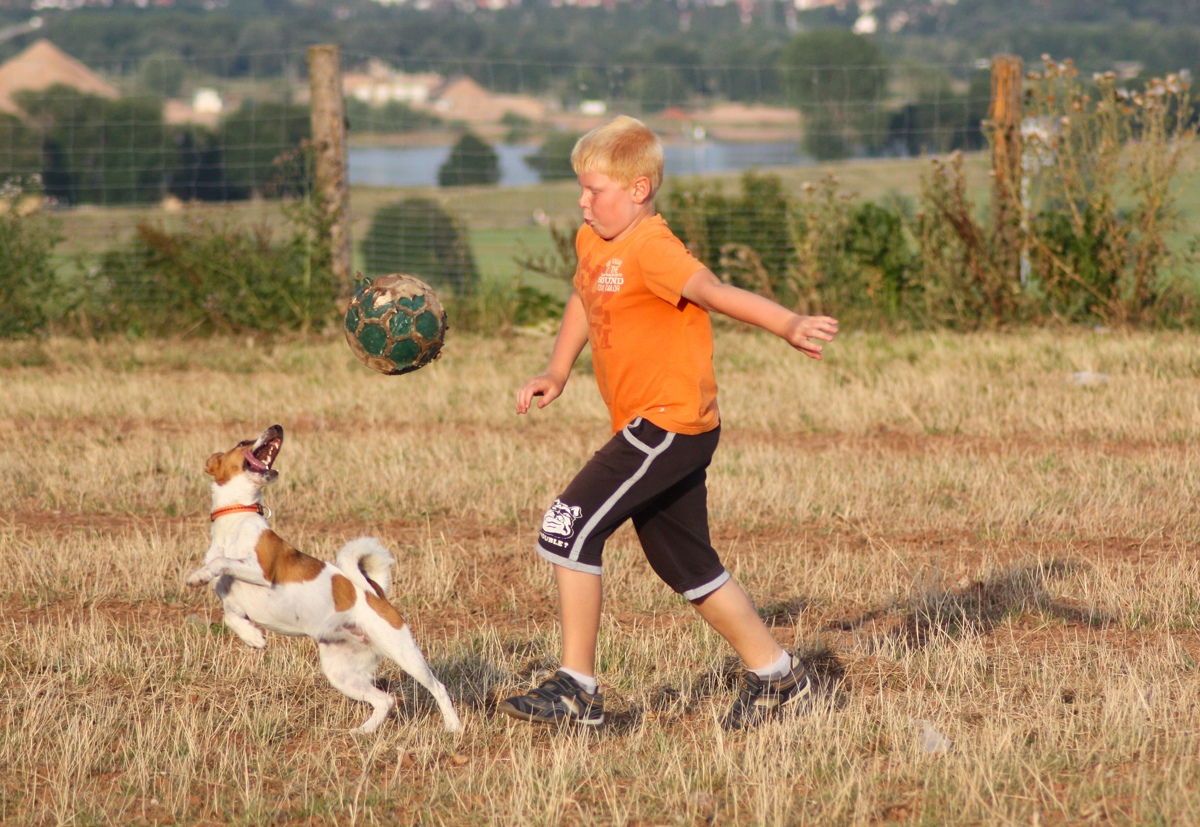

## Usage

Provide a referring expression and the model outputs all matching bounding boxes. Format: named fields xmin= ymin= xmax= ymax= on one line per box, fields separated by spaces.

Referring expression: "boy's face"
xmin=577 ymin=170 xmax=651 ymax=242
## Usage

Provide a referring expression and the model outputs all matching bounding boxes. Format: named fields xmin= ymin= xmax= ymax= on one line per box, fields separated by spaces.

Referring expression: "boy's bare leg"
xmin=692 ymin=579 xmax=786 ymax=671
xmin=555 ymin=565 xmax=603 ymax=676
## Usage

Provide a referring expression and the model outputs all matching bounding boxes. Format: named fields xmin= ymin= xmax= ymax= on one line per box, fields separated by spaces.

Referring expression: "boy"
xmin=498 ymin=116 xmax=838 ymax=731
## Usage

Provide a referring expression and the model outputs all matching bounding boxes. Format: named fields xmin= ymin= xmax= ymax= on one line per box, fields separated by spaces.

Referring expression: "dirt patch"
xmin=7 ymin=415 xmax=1192 ymax=459
xmin=6 ymin=506 xmax=1189 ymax=659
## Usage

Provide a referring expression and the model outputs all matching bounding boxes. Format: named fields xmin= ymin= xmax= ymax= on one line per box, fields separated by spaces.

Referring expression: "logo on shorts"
xmin=541 ymin=499 xmax=583 ymax=539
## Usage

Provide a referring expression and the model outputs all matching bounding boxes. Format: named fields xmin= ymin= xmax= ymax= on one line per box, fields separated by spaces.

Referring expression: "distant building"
xmin=343 ymin=60 xmax=443 ymax=107
xmin=427 ymin=75 xmax=545 ymax=123
xmin=0 ymin=39 xmax=118 ymax=116
xmin=164 ymin=88 xmax=225 ymax=127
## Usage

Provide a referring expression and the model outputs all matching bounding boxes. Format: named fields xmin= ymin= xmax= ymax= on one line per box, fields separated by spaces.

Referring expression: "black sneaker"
xmin=498 ymin=670 xmax=605 ymax=726
xmin=722 ymin=654 xmax=812 ymax=731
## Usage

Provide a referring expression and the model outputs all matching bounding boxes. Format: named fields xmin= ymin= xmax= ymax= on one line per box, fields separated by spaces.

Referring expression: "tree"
xmin=138 ymin=51 xmax=187 ymax=98
xmin=0 ymin=114 xmax=44 ymax=185
xmin=524 ymin=132 xmax=580 ymax=182
xmin=718 ymin=42 xmax=784 ymax=102
xmin=16 ymin=86 xmax=171 ymax=206
xmin=216 ymin=101 xmax=310 ymax=199
xmin=629 ymin=66 xmax=689 ymax=114
xmin=360 ymin=198 xmax=479 ymax=293
xmin=167 ymin=125 xmax=231 ymax=202
xmin=437 ymin=132 xmax=499 ymax=187
xmin=781 ymin=29 xmax=888 ymax=160
xmin=887 ymin=69 xmax=989 ymax=156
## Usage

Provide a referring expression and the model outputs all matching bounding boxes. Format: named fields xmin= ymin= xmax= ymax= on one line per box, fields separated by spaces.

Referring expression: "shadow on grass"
xmin=380 ymin=558 xmax=1107 ymax=729
xmin=758 ymin=596 xmax=813 ymax=627
xmin=902 ymin=557 xmax=1110 ymax=644
xmin=394 ymin=626 xmax=854 ymax=733
xmin=826 ymin=557 xmax=1113 ymax=650
xmin=376 ymin=646 xmax=526 ymax=727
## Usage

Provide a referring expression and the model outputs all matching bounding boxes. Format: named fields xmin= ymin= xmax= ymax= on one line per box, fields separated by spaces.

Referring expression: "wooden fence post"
xmin=307 ymin=44 xmax=351 ymax=291
xmin=989 ymin=54 xmax=1023 ymax=283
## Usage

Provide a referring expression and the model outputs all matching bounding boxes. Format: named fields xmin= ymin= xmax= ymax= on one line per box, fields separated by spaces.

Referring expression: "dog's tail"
xmin=336 ymin=537 xmax=395 ymax=597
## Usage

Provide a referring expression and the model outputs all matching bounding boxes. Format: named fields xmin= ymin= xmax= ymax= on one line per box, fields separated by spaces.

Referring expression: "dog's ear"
xmin=205 ymin=453 xmax=224 ymax=477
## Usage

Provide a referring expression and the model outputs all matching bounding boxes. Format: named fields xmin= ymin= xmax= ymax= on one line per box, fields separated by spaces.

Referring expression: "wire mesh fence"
xmin=2 ymin=41 xmax=1191 ymax=335
xmin=0 ymin=44 xmax=995 ymax=288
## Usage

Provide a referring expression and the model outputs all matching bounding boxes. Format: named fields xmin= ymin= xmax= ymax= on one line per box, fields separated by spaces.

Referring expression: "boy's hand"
xmin=782 ymin=315 xmax=839 ymax=359
xmin=516 ymin=373 xmax=567 ymax=414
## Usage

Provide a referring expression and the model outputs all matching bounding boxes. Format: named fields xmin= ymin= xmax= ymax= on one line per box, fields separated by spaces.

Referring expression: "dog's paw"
xmin=350 ymin=723 xmax=378 ymax=736
xmin=185 ymin=567 xmax=215 ymax=587
xmin=226 ymin=620 xmax=267 ymax=649
xmin=242 ymin=632 xmax=268 ymax=649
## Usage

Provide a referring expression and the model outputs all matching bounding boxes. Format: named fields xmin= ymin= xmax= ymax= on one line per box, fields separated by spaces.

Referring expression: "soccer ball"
xmin=344 ymin=273 xmax=447 ymax=375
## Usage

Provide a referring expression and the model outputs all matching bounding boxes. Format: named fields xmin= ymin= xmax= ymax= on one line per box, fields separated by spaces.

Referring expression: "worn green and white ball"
xmin=344 ymin=273 xmax=447 ymax=375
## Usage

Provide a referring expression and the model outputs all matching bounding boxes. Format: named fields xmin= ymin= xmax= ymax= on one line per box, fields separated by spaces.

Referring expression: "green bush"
xmin=9 ymin=89 xmax=312 ymax=205
xmin=663 ymin=171 xmax=795 ymax=299
xmin=17 ymin=86 xmax=171 ymax=206
xmin=664 ymin=171 xmax=918 ymax=326
xmin=508 ymin=220 xmax=577 ymax=327
xmin=360 ymin=197 xmax=479 ymax=293
xmin=0 ymin=115 xmax=45 ymax=185
xmin=86 ymin=215 xmax=337 ymax=337
xmin=915 ymin=61 xmax=1198 ymax=328
xmin=500 ymin=111 xmax=533 ymax=144
xmin=0 ymin=184 xmax=60 ymax=338
xmin=790 ymin=182 xmax=918 ymax=320
xmin=844 ymin=200 xmax=917 ymax=318
xmin=216 ymin=101 xmax=311 ymax=200
xmin=437 ymin=132 xmax=500 ymax=187
xmin=886 ymin=69 xmax=990 ymax=156
xmin=1021 ymin=60 xmax=1195 ymax=325
xmin=524 ymin=132 xmax=580 ymax=182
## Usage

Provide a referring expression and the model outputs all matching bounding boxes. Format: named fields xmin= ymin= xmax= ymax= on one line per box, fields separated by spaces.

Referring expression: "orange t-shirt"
xmin=574 ymin=215 xmax=720 ymax=435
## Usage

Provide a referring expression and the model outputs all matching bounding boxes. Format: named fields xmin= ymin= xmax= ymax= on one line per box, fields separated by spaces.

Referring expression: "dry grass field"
xmin=4 ymin=326 xmax=1200 ymax=826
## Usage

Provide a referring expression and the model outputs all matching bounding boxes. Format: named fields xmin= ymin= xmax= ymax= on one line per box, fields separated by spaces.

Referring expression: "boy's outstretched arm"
xmin=516 ymin=289 xmax=591 ymax=414
xmin=681 ymin=268 xmax=838 ymax=359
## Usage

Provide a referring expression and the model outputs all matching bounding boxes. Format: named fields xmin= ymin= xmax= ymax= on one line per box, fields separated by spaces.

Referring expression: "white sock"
xmin=751 ymin=651 xmax=793 ymax=682
xmin=559 ymin=666 xmax=598 ymax=694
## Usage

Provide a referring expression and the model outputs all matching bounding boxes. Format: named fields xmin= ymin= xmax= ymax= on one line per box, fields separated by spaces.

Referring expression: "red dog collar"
xmin=210 ymin=504 xmax=268 ymax=522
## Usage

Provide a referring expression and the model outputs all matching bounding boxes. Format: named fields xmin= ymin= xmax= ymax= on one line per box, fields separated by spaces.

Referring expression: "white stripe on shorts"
xmin=568 ymin=418 xmax=676 ymax=563
xmin=536 ymin=544 xmax=602 ymax=575
xmin=681 ymin=570 xmax=730 ymax=601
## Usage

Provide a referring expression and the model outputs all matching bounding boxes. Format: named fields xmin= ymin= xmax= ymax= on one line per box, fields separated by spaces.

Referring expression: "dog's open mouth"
xmin=243 ymin=426 xmax=283 ymax=476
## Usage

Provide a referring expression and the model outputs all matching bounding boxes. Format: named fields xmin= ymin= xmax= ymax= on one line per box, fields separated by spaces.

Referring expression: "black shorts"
xmin=536 ymin=417 xmax=729 ymax=601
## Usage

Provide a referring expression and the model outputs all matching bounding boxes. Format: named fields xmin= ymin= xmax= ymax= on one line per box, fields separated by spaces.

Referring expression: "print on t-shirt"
xmin=596 ymin=259 xmax=624 ymax=292
xmin=578 ymin=250 xmax=618 ymax=351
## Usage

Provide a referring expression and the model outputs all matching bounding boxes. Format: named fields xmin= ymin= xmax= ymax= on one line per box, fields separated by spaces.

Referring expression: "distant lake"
xmin=348 ymin=141 xmax=810 ymax=188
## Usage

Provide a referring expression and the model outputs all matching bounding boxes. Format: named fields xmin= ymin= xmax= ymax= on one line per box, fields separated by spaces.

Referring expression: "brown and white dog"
xmin=186 ymin=424 xmax=462 ymax=734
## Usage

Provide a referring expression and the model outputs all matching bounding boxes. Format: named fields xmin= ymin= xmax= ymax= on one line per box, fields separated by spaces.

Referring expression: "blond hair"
xmin=571 ymin=116 xmax=664 ymax=194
